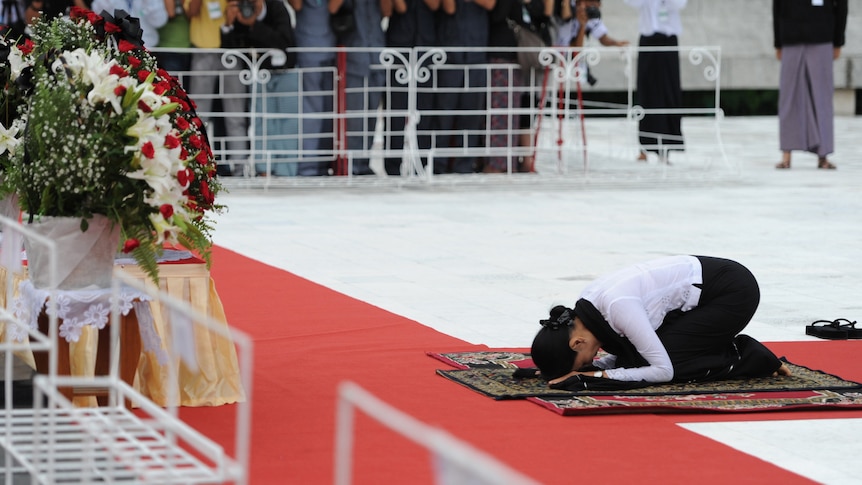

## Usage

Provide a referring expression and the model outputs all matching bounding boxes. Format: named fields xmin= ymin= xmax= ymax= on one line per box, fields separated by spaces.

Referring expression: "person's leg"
xmin=188 ymin=52 xmax=221 ymax=171
xmin=221 ymin=66 xmax=250 ymax=174
xmin=777 ymin=45 xmax=809 ymax=168
xmin=255 ymin=71 xmax=299 ymax=176
xmin=384 ymin=68 xmax=408 ymax=175
xmin=272 ymin=71 xmax=300 ymax=176
xmin=297 ymin=69 xmax=333 ymax=176
xmin=451 ymin=65 xmax=486 ymax=174
xmin=432 ymin=67 xmax=463 ymax=174
xmin=486 ymin=60 xmax=512 ymax=173
xmin=344 ymin=70 xmax=383 ymax=175
xmin=805 ymin=43 xmax=836 ymax=167
xmin=656 ymin=257 xmax=761 ymax=380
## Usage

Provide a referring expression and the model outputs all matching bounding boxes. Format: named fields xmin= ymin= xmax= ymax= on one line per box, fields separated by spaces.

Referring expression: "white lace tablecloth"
xmin=10 ymin=280 xmax=163 ymax=360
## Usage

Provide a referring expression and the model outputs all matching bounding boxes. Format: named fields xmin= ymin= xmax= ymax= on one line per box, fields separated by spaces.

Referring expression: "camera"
xmin=585 ymin=5 xmax=601 ymax=20
xmin=239 ymin=0 xmax=255 ymax=18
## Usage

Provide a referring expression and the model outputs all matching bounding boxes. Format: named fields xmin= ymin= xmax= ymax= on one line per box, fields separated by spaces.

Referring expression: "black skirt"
xmin=636 ymin=33 xmax=684 ymax=153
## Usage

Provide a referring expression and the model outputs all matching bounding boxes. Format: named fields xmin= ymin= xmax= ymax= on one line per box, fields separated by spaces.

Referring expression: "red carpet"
xmin=179 ymin=246 xmax=862 ymax=484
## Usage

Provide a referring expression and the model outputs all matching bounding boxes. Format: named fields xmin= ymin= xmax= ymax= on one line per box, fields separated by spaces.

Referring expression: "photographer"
xmin=221 ymin=0 xmax=299 ymax=176
xmin=221 ymin=0 xmax=295 ymax=61
xmin=555 ymin=0 xmax=627 ymax=48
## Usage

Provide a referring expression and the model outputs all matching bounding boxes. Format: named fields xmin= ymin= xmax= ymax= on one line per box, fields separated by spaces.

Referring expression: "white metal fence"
xmin=0 ymin=214 xmax=253 ymax=484
xmin=334 ymin=381 xmax=539 ymax=485
xmin=152 ymin=44 xmax=733 ymax=188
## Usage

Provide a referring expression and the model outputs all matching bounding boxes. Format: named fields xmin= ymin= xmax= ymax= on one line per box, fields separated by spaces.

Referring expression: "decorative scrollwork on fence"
xmin=688 ymin=47 xmax=720 ymax=83
xmin=221 ymin=49 xmax=288 ymax=86
xmin=380 ymin=48 xmax=447 ymax=86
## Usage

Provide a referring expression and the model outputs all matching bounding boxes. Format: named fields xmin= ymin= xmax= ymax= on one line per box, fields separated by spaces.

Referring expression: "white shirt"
xmin=581 ymin=255 xmax=702 ymax=382
xmin=90 ymin=0 xmax=169 ymax=47
xmin=624 ymin=0 xmax=686 ymax=37
xmin=554 ymin=18 xmax=609 ymax=47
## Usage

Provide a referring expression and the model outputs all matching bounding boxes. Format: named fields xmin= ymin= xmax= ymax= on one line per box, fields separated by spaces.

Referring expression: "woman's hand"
xmin=548 ymin=369 xmax=603 ymax=385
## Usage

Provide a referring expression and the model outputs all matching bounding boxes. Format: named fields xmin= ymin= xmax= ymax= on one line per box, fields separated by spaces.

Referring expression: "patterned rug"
xmin=429 ymin=350 xmax=862 ymax=415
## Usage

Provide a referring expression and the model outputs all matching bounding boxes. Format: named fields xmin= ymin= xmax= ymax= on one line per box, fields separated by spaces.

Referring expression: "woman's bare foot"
xmin=773 ymin=363 xmax=792 ymax=377
xmin=776 ymin=151 xmax=791 ymax=169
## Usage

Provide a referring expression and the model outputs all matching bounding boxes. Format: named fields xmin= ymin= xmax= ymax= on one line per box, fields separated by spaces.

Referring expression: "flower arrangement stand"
xmin=30 ymin=309 xmax=142 ymax=408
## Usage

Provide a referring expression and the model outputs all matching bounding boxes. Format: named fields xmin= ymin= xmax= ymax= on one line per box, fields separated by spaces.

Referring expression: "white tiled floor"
xmin=214 ymin=115 xmax=862 ymax=484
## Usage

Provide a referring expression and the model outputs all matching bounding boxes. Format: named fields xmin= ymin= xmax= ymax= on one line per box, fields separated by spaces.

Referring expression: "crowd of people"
xmin=2 ymin=0 xmax=848 ymax=176
xmin=1 ymin=0 xmax=644 ymax=178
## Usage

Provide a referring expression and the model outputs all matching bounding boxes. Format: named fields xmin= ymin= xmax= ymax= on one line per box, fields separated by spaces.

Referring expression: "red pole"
xmin=335 ymin=48 xmax=347 ymax=176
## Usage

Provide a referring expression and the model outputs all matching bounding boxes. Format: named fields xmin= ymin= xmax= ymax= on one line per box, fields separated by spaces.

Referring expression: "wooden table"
xmin=0 ymin=256 xmax=244 ymax=408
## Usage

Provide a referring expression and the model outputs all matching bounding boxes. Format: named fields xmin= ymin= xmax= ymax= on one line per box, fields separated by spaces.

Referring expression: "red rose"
xmin=175 ymin=117 xmax=190 ymax=131
xmin=159 ymin=204 xmax=174 ymax=219
xmin=188 ymin=134 xmax=204 ymax=149
xmin=122 ymin=239 xmax=140 ymax=253
xmin=137 ymin=70 xmax=151 ymax=82
xmin=104 ymin=22 xmax=121 ymax=34
xmin=114 ymin=85 xmax=127 ymax=97
xmin=195 ymin=150 xmax=209 ymax=164
xmin=19 ymin=38 xmax=34 ymax=55
xmin=137 ymin=99 xmax=152 ymax=113
xmin=118 ymin=39 xmax=137 ymax=53
xmin=109 ymin=64 xmax=128 ymax=77
xmin=164 ymin=134 xmax=181 ymax=149
xmin=69 ymin=6 xmax=89 ymax=19
xmin=200 ymin=180 xmax=214 ymax=204
xmin=177 ymin=168 xmax=194 ymax=186
xmin=127 ymin=56 xmax=141 ymax=68
xmin=141 ymin=141 xmax=155 ymax=159
xmin=85 ymin=10 xmax=102 ymax=25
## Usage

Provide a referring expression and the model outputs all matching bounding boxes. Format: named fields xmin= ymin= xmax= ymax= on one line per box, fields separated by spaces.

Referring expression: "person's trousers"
xmin=657 ymin=256 xmax=779 ymax=382
xmin=189 ymin=51 xmax=248 ymax=160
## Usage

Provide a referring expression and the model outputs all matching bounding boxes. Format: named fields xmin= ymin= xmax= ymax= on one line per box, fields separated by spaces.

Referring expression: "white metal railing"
xmin=150 ymin=45 xmax=733 ymax=188
xmin=334 ymin=381 xmax=539 ymax=485
xmin=0 ymin=215 xmax=253 ymax=484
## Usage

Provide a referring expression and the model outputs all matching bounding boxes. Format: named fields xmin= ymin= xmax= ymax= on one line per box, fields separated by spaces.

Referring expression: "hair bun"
xmin=540 ymin=305 xmax=575 ymax=330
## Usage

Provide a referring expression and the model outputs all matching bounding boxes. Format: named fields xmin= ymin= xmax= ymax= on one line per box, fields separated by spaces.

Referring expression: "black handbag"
xmin=506 ymin=19 xmax=546 ymax=71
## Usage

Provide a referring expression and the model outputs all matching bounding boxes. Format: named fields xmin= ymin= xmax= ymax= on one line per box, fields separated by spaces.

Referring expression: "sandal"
xmin=805 ymin=319 xmax=848 ymax=340
xmin=834 ymin=318 xmax=861 ymax=338
xmin=775 ymin=160 xmax=791 ymax=169
xmin=817 ymin=158 xmax=837 ymax=170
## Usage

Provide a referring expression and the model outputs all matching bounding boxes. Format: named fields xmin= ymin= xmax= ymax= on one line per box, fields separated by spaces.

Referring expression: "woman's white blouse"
xmin=581 ymin=255 xmax=702 ymax=382
xmin=624 ymin=0 xmax=687 ymax=37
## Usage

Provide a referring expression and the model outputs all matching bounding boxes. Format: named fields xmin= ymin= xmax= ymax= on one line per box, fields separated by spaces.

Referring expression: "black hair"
xmin=530 ymin=306 xmax=578 ymax=380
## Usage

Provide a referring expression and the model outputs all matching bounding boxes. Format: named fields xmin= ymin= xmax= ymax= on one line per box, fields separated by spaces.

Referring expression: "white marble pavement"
xmin=214 ymin=115 xmax=862 ymax=485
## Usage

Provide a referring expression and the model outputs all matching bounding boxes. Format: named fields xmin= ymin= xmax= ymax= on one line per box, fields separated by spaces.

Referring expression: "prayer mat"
xmin=530 ymin=389 xmax=862 ymax=415
xmin=429 ymin=350 xmax=862 ymax=415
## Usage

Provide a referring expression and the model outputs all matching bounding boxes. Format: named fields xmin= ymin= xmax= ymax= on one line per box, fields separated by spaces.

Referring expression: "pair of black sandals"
xmin=805 ymin=318 xmax=861 ymax=340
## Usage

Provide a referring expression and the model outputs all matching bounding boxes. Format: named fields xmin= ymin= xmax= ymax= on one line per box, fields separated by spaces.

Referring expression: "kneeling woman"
xmin=531 ymin=255 xmax=791 ymax=385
